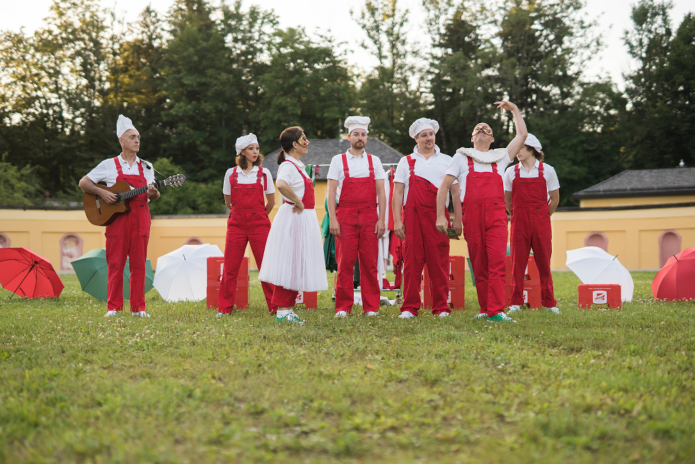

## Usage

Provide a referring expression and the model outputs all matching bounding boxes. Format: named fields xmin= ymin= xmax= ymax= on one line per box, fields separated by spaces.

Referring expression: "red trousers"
xmin=401 ymin=208 xmax=450 ymax=316
xmin=510 ymin=210 xmax=556 ymax=307
xmin=271 ymin=286 xmax=298 ymax=308
xmin=463 ymin=204 xmax=507 ymax=316
xmin=105 ymin=205 xmax=150 ymax=312
xmin=335 ymin=206 xmax=380 ymax=313
xmin=219 ymin=212 xmax=276 ymax=313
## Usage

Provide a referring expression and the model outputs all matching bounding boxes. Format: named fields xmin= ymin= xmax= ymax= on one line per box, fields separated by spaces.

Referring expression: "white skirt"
xmin=259 ymin=204 xmax=328 ymax=292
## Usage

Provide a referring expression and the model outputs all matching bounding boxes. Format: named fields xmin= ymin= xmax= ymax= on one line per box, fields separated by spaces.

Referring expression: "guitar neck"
xmin=118 ymin=180 xmax=164 ymax=200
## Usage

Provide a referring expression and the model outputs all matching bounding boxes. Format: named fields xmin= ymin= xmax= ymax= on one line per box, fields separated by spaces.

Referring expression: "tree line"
xmin=0 ymin=0 xmax=693 ymax=212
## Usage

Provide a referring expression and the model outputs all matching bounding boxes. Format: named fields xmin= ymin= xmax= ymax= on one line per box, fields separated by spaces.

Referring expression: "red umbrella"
xmin=652 ymin=248 xmax=695 ymax=301
xmin=0 ymin=248 xmax=64 ymax=299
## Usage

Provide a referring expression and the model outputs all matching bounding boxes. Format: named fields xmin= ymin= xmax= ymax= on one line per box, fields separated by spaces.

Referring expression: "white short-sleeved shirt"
xmin=445 ymin=148 xmax=512 ymax=203
xmin=326 ymin=150 xmax=386 ymax=203
xmin=276 ymin=156 xmax=310 ymax=205
xmin=86 ymin=154 xmax=156 ymax=187
xmin=222 ymin=166 xmax=275 ymax=195
xmin=503 ymin=160 xmax=560 ymax=200
xmin=394 ymin=145 xmax=457 ymax=206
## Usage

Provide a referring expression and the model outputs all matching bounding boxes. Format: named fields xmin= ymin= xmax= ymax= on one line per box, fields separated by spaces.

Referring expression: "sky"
xmin=2 ymin=0 xmax=693 ymax=89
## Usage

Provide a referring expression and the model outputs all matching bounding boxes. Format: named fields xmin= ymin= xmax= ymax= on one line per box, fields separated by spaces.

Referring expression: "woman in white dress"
xmin=259 ymin=127 xmax=328 ymax=324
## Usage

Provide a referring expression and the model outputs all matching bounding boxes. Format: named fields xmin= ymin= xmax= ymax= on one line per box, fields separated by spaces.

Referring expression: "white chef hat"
xmin=409 ymin=118 xmax=439 ymax=138
xmin=344 ymin=116 xmax=370 ymax=135
xmin=235 ymin=133 xmax=259 ymax=155
xmin=525 ymin=133 xmax=542 ymax=151
xmin=116 ymin=115 xmax=137 ymax=138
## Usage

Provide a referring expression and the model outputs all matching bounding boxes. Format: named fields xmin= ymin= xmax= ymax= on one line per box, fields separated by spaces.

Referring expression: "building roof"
xmin=262 ymin=138 xmax=405 ymax=180
xmin=573 ymin=167 xmax=695 ymax=199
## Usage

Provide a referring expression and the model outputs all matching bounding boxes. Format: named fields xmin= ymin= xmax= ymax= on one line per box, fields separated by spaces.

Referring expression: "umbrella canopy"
xmin=153 ymin=244 xmax=223 ymax=302
xmin=0 ymin=247 xmax=64 ymax=299
xmin=566 ymin=246 xmax=634 ymax=302
xmin=652 ymin=248 xmax=695 ymax=301
xmin=71 ymin=248 xmax=154 ymax=301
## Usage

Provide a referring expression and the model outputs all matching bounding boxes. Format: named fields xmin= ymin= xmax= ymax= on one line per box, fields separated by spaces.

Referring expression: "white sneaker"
xmin=474 ymin=313 xmax=488 ymax=319
xmin=335 ymin=311 xmax=348 ymax=318
xmin=217 ymin=312 xmax=229 ymax=318
xmin=547 ymin=307 xmax=561 ymax=315
xmin=398 ymin=312 xmax=415 ymax=319
xmin=438 ymin=312 xmax=450 ymax=317
xmin=104 ymin=310 xmax=118 ymax=317
xmin=365 ymin=311 xmax=378 ymax=316
xmin=507 ymin=305 xmax=521 ymax=314
xmin=136 ymin=311 xmax=151 ymax=318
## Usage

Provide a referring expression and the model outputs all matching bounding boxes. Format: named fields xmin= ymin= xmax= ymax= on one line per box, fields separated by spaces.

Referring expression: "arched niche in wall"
xmin=60 ymin=233 xmax=83 ymax=271
xmin=0 ymin=232 xmax=10 ymax=248
xmin=584 ymin=232 xmax=608 ymax=252
xmin=659 ymin=230 xmax=682 ymax=268
xmin=185 ymin=237 xmax=203 ymax=246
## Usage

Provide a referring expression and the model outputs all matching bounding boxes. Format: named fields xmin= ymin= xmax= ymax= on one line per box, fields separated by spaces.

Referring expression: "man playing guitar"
xmin=79 ymin=115 xmax=160 ymax=317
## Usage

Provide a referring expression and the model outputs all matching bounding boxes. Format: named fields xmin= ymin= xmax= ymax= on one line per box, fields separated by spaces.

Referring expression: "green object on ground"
xmin=322 ymin=197 xmax=337 ymax=272
xmin=467 ymin=257 xmax=476 ymax=287
xmin=71 ymin=248 xmax=154 ymax=301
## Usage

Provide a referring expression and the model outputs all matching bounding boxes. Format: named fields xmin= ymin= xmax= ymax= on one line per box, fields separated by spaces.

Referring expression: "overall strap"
xmin=137 ymin=160 xmax=144 ymax=177
xmin=231 ymin=166 xmax=239 ymax=182
xmin=114 ymin=157 xmax=123 ymax=175
xmin=407 ymin=155 xmax=416 ymax=174
xmin=341 ymin=153 xmax=350 ymax=178
xmin=538 ymin=162 xmax=544 ymax=176
xmin=367 ymin=154 xmax=375 ymax=179
xmin=466 ymin=155 xmax=474 ymax=170
xmin=256 ymin=167 xmax=266 ymax=189
xmin=515 ymin=163 xmax=520 ymax=179
xmin=492 ymin=162 xmax=498 ymax=174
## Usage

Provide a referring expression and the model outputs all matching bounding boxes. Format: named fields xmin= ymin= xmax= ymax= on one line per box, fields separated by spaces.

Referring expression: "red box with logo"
xmin=504 ymin=255 xmax=542 ymax=309
xmin=294 ymin=291 xmax=318 ymax=309
xmin=206 ymin=256 xmax=249 ymax=309
xmin=577 ymin=284 xmax=621 ymax=309
xmin=421 ymin=256 xmax=465 ymax=310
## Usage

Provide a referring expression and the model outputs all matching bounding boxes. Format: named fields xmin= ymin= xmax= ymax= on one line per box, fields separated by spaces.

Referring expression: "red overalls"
xmin=509 ymin=162 xmax=557 ymax=307
xmin=401 ymin=156 xmax=451 ymax=316
xmin=335 ymin=153 xmax=380 ymax=313
xmin=219 ymin=167 xmax=276 ymax=313
xmin=105 ymin=157 xmax=150 ymax=312
xmin=270 ymin=161 xmax=316 ymax=307
xmin=461 ymin=156 xmax=508 ymax=317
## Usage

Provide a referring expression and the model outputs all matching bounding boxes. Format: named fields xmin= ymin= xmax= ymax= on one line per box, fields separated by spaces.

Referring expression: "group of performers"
xmin=79 ymin=101 xmax=561 ymax=324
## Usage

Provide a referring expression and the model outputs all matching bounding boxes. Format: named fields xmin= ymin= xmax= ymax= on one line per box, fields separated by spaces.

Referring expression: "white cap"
xmin=409 ymin=118 xmax=439 ymax=138
xmin=235 ymin=133 xmax=258 ymax=155
xmin=116 ymin=115 xmax=137 ymax=138
xmin=344 ymin=116 xmax=370 ymax=135
xmin=525 ymin=133 xmax=542 ymax=151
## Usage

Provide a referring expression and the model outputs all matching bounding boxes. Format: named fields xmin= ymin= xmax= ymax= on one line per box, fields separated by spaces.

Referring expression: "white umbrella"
xmin=566 ymin=246 xmax=634 ymax=302
xmin=153 ymin=244 xmax=223 ymax=302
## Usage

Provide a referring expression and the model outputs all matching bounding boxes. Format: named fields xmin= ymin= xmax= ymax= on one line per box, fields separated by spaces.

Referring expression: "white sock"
xmin=277 ymin=309 xmax=292 ymax=318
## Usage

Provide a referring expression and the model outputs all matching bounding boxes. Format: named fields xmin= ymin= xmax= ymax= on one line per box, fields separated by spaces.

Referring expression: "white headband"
xmin=235 ymin=134 xmax=258 ymax=155
xmin=409 ymin=118 xmax=439 ymax=138
xmin=116 ymin=115 xmax=137 ymax=138
xmin=525 ymin=133 xmax=542 ymax=151
xmin=344 ymin=116 xmax=370 ymax=135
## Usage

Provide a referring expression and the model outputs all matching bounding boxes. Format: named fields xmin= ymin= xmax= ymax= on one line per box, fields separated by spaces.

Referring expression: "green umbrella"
xmin=321 ymin=197 xmax=337 ymax=272
xmin=71 ymin=248 xmax=154 ymax=301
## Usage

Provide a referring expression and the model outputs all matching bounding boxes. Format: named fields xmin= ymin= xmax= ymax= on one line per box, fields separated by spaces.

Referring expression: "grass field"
xmin=1 ymin=270 xmax=694 ymax=463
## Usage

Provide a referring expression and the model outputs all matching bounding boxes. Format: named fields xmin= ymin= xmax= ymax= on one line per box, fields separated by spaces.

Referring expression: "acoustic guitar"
xmin=83 ymin=174 xmax=186 ymax=226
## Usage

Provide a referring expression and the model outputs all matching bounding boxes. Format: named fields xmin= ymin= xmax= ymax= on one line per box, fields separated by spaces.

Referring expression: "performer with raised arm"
xmin=393 ymin=118 xmax=461 ymax=319
xmin=78 ymin=115 xmax=159 ymax=318
xmin=504 ymin=134 xmax=561 ymax=315
xmin=259 ymin=127 xmax=327 ymax=325
xmin=436 ymin=101 xmax=528 ymax=323
xmin=327 ymin=117 xmax=387 ymax=318
xmin=218 ymin=134 xmax=277 ymax=318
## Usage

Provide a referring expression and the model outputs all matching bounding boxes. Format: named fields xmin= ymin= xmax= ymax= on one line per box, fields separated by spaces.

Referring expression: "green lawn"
xmin=1 ymin=271 xmax=694 ymax=463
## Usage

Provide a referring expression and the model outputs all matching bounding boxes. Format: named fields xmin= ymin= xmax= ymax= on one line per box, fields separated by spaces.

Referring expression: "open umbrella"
xmin=652 ymin=248 xmax=695 ymax=301
xmin=71 ymin=248 xmax=154 ymax=301
xmin=0 ymin=247 xmax=64 ymax=299
xmin=153 ymin=244 xmax=223 ymax=302
xmin=566 ymin=246 xmax=634 ymax=302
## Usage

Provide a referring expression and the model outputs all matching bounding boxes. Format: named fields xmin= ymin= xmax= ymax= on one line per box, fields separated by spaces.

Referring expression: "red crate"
xmin=421 ymin=257 xmax=465 ymax=311
xmin=505 ymin=255 xmax=540 ymax=287
xmin=504 ymin=283 xmax=542 ymax=309
xmin=578 ymin=284 xmax=621 ymax=309
xmin=206 ymin=256 xmax=249 ymax=309
xmin=448 ymin=256 xmax=467 ymax=287
xmin=295 ymin=291 xmax=318 ymax=309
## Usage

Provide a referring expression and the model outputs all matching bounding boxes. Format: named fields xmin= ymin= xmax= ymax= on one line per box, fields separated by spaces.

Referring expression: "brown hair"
xmin=277 ymin=126 xmax=304 ymax=164
xmin=526 ymin=145 xmax=545 ymax=162
xmin=235 ymin=150 xmax=264 ymax=170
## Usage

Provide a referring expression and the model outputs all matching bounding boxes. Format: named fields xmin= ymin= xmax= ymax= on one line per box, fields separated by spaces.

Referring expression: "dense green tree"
xmin=0 ymin=155 xmax=40 ymax=206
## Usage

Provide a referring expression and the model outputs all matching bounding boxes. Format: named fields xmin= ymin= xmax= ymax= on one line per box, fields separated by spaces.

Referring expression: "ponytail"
xmin=277 ymin=126 xmax=304 ymax=164
xmin=277 ymin=149 xmax=286 ymax=165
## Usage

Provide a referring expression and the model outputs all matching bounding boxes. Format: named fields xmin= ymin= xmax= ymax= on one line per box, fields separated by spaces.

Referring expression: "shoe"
xmin=487 ymin=313 xmax=516 ymax=323
xmin=438 ymin=312 xmax=450 ymax=317
xmin=547 ymin=307 xmax=561 ymax=315
xmin=335 ymin=311 xmax=348 ymax=318
xmin=398 ymin=312 xmax=415 ymax=319
xmin=276 ymin=312 xmax=305 ymax=325
xmin=474 ymin=313 xmax=488 ymax=319
xmin=507 ymin=305 xmax=521 ymax=314
xmin=217 ymin=312 xmax=229 ymax=318
xmin=137 ymin=312 xmax=151 ymax=318
xmin=365 ymin=311 xmax=378 ymax=316
xmin=104 ymin=310 xmax=118 ymax=317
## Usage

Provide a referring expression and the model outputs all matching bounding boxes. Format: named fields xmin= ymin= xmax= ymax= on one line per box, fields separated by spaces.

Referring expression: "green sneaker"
xmin=474 ymin=312 xmax=488 ymax=319
xmin=487 ymin=313 xmax=516 ymax=323
xmin=507 ymin=305 xmax=521 ymax=314
xmin=547 ymin=307 xmax=561 ymax=315
xmin=275 ymin=312 xmax=305 ymax=325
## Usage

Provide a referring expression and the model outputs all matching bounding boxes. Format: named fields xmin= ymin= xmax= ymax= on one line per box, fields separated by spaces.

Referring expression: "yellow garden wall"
xmin=579 ymin=195 xmax=695 ymax=208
